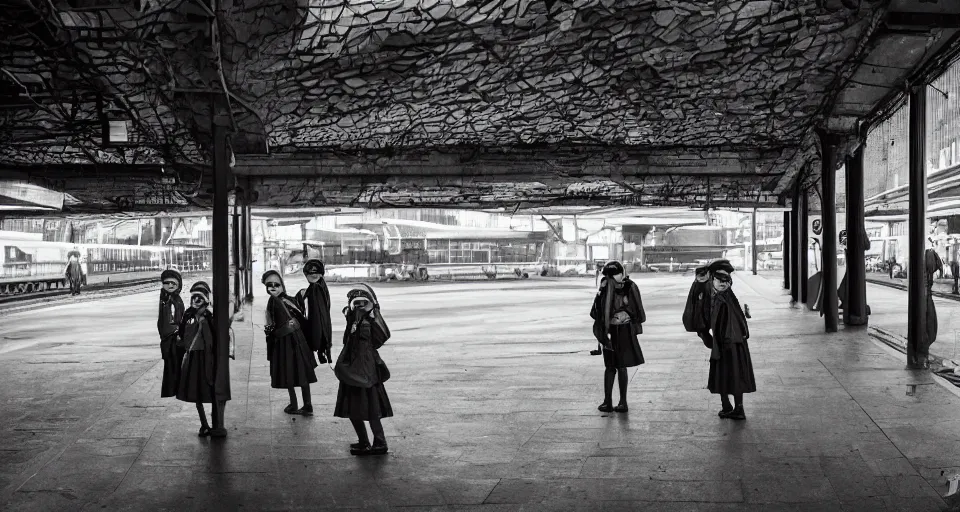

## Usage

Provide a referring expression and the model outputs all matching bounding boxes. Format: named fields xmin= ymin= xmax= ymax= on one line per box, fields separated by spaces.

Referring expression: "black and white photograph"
xmin=2 ymin=0 xmax=960 ymax=510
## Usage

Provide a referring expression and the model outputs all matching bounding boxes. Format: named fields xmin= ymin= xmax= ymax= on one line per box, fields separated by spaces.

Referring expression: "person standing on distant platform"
xmin=65 ymin=249 xmax=83 ymax=295
xmin=683 ymin=265 xmax=713 ymax=349
xmin=263 ymin=270 xmax=318 ymax=416
xmin=158 ymin=269 xmax=185 ymax=398
xmin=177 ymin=282 xmax=219 ymax=436
xmin=590 ymin=260 xmax=646 ymax=413
xmin=706 ymin=260 xmax=756 ymax=420
xmin=333 ymin=284 xmax=393 ymax=456
xmin=296 ymin=259 xmax=333 ymax=364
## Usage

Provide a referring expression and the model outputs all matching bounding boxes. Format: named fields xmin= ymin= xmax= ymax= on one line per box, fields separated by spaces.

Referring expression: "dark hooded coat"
xmin=158 ymin=270 xmax=185 ymax=398
xmin=176 ymin=305 xmax=217 ymax=403
xmin=921 ymin=248 xmax=944 ymax=357
xmin=707 ymin=287 xmax=756 ymax=395
xmin=263 ymin=271 xmax=318 ymax=388
xmin=296 ymin=260 xmax=333 ymax=354
xmin=334 ymin=284 xmax=393 ymax=421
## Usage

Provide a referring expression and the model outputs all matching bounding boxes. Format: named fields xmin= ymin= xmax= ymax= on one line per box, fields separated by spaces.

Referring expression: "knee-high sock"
xmin=603 ymin=368 xmax=616 ymax=404
xmin=350 ymin=419 xmax=369 ymax=445
xmin=301 ymin=385 xmax=312 ymax=406
xmin=369 ymin=417 xmax=386 ymax=445
xmin=721 ymin=394 xmax=732 ymax=409
xmin=287 ymin=387 xmax=298 ymax=406
xmin=617 ymin=367 xmax=628 ymax=404
xmin=212 ymin=400 xmax=226 ymax=429
xmin=733 ymin=393 xmax=743 ymax=407
xmin=196 ymin=403 xmax=209 ymax=427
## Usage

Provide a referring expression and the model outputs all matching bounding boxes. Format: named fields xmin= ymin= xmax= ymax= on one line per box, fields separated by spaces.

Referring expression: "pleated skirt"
xmin=270 ymin=332 xmax=318 ymax=389
xmin=160 ymin=338 xmax=184 ymax=398
xmin=707 ymin=341 xmax=757 ymax=395
xmin=176 ymin=350 xmax=215 ymax=404
xmin=334 ymin=383 xmax=394 ymax=421
xmin=602 ymin=324 xmax=644 ymax=368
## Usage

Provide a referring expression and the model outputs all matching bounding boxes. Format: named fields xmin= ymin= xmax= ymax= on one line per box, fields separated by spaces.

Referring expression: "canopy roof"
xmin=1 ymin=0 xmax=959 ymax=213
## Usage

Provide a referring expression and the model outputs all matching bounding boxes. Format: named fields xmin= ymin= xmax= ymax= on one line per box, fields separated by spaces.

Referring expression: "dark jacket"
xmin=682 ymin=279 xmax=712 ymax=333
xmin=297 ymin=282 xmax=333 ymax=352
xmin=709 ymin=289 xmax=749 ymax=360
xmin=590 ymin=277 xmax=646 ymax=345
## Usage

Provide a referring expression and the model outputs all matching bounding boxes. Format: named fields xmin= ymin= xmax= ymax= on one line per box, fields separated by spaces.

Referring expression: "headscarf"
xmin=345 ymin=283 xmax=391 ymax=348
xmin=300 ymin=260 xmax=332 ymax=351
xmin=601 ymin=260 xmax=625 ymax=278
xmin=303 ymin=259 xmax=325 ymax=276
xmin=190 ymin=281 xmax=211 ymax=305
xmin=262 ymin=270 xmax=303 ymax=327
xmin=159 ymin=269 xmax=183 ymax=302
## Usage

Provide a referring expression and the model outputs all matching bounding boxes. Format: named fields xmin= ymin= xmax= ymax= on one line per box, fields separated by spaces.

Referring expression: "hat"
xmin=190 ymin=281 xmax=211 ymax=303
xmin=347 ymin=283 xmax=380 ymax=307
xmin=694 ymin=265 xmax=709 ymax=276
xmin=707 ymin=259 xmax=735 ymax=274
xmin=303 ymin=259 xmax=325 ymax=275
xmin=160 ymin=268 xmax=182 ymax=284
xmin=261 ymin=270 xmax=286 ymax=292
xmin=601 ymin=261 xmax=625 ymax=278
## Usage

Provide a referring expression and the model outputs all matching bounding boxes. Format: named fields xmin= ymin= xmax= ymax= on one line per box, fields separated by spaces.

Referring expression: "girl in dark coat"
xmin=921 ymin=242 xmax=944 ymax=364
xmin=706 ymin=260 xmax=756 ymax=420
xmin=177 ymin=282 xmax=218 ymax=436
xmin=334 ymin=284 xmax=393 ymax=456
xmin=158 ymin=269 xmax=185 ymax=398
xmin=590 ymin=261 xmax=646 ymax=413
xmin=263 ymin=270 xmax=318 ymax=415
xmin=296 ymin=259 xmax=333 ymax=364
xmin=682 ymin=265 xmax=713 ymax=349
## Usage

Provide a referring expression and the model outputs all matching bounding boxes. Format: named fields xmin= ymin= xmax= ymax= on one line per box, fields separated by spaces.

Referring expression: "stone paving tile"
xmin=0 ymin=275 xmax=957 ymax=511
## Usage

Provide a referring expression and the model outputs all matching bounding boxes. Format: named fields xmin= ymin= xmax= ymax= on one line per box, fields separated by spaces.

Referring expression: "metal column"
xmin=211 ymin=119 xmax=233 ymax=432
xmin=245 ymin=205 xmax=254 ymax=300
xmin=845 ymin=142 xmax=868 ymax=326
xmin=783 ymin=211 xmax=791 ymax=289
xmin=791 ymin=187 xmax=801 ymax=303
xmin=907 ymin=85 xmax=928 ymax=368
xmin=799 ymin=189 xmax=809 ymax=304
xmin=818 ymin=129 xmax=840 ymax=333
xmin=751 ymin=208 xmax=758 ymax=275
xmin=232 ymin=203 xmax=241 ymax=312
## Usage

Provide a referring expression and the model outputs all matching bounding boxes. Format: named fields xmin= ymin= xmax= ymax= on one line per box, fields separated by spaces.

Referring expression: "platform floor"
xmin=0 ymin=273 xmax=955 ymax=511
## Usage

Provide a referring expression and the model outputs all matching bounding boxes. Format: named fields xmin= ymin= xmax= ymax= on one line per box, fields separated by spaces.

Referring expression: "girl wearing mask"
xmin=158 ymin=269 xmax=185 ymax=398
xmin=296 ymin=259 xmax=333 ymax=364
xmin=590 ymin=261 xmax=646 ymax=413
xmin=706 ymin=260 xmax=756 ymax=420
xmin=262 ymin=270 xmax=318 ymax=415
xmin=176 ymin=282 xmax=218 ymax=436
xmin=333 ymin=284 xmax=393 ymax=456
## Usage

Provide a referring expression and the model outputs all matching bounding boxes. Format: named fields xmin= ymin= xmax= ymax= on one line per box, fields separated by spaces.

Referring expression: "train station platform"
xmin=0 ymin=273 xmax=956 ymax=511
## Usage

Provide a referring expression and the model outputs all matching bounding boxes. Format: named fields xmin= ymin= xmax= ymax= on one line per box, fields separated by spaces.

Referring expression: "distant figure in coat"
xmin=177 ymin=282 xmax=229 ymax=437
xmin=920 ymin=241 xmax=944 ymax=364
xmin=158 ymin=269 xmax=185 ymax=398
xmin=296 ymin=259 xmax=333 ymax=364
xmin=263 ymin=270 xmax=317 ymax=415
xmin=683 ymin=265 xmax=713 ymax=348
xmin=590 ymin=261 xmax=646 ymax=413
xmin=334 ymin=284 xmax=393 ymax=456
xmin=65 ymin=249 xmax=83 ymax=295
xmin=706 ymin=260 xmax=756 ymax=420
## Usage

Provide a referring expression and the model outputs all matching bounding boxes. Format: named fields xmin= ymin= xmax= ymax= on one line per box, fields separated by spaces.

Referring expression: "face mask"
xmin=305 ymin=273 xmax=321 ymax=284
xmin=265 ymin=282 xmax=283 ymax=296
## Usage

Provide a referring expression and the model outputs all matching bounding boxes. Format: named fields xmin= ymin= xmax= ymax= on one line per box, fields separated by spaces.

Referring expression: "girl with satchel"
xmin=158 ymin=269 xmax=185 ymax=398
xmin=262 ymin=270 xmax=318 ymax=416
xmin=334 ymin=284 xmax=393 ymax=456
xmin=705 ymin=260 xmax=756 ymax=420
xmin=176 ymin=282 xmax=219 ymax=436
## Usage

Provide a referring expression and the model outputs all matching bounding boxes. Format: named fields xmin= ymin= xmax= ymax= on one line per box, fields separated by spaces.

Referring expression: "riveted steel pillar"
xmin=800 ymin=188 xmax=810 ymax=304
xmin=783 ymin=211 xmax=791 ymax=289
xmin=211 ymin=106 xmax=233 ymax=433
xmin=845 ymin=142 xmax=868 ymax=326
xmin=817 ymin=129 xmax=841 ymax=333
xmin=907 ymin=86 xmax=928 ymax=368
xmin=751 ymin=208 xmax=758 ymax=275
xmin=791 ymin=186 xmax=801 ymax=303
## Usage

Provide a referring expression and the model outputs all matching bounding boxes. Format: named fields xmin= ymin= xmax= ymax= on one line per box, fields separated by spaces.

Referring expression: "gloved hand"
xmin=263 ymin=325 xmax=274 ymax=336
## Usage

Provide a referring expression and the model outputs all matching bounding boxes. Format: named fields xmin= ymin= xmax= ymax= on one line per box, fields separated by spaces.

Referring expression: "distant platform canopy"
xmin=1 ymin=0 xmax=958 ymax=212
